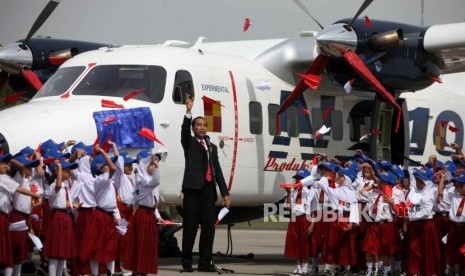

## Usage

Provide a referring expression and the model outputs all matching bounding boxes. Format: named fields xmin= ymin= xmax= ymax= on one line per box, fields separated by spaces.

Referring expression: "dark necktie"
xmin=200 ymin=140 xmax=212 ymax=182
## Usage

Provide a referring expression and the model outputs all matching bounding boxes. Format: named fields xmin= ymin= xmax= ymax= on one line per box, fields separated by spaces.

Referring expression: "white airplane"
xmin=1 ymin=0 xmax=465 ymax=225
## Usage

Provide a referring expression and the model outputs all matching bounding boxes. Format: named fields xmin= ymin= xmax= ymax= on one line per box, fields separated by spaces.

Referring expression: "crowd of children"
xmin=0 ymin=139 xmax=162 ymax=276
xmin=283 ymin=145 xmax=465 ymax=276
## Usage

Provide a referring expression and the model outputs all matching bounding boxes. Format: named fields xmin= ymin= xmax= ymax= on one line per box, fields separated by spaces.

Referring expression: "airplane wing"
xmin=202 ymin=38 xmax=318 ymax=86
xmin=423 ymin=22 xmax=465 ymax=74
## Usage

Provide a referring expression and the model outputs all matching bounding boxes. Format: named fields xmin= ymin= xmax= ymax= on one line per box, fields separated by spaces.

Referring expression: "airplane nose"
xmin=0 ymin=42 xmax=33 ymax=74
xmin=316 ymin=23 xmax=358 ymax=58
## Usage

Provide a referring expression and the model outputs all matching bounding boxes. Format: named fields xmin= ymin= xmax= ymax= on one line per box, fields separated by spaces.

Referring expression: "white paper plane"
xmin=215 ymin=207 xmax=229 ymax=226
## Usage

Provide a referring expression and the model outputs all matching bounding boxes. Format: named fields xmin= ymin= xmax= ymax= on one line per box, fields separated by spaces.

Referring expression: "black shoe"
xmin=197 ymin=265 xmax=217 ymax=272
xmin=181 ymin=264 xmax=194 ymax=273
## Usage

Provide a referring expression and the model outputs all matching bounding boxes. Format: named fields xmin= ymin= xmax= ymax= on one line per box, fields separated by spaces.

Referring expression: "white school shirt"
xmin=362 ymin=188 xmax=393 ymax=221
xmin=94 ymin=171 xmax=117 ymax=212
xmin=447 ymin=189 xmax=465 ymax=223
xmin=0 ymin=174 xmax=20 ymax=213
xmin=132 ymin=155 xmax=160 ymax=208
xmin=13 ymin=173 xmax=37 ymax=214
xmin=49 ymin=179 xmax=73 ymax=210
xmin=407 ymin=181 xmax=436 ymax=221
xmin=152 ymin=187 xmax=162 ymax=219
xmin=353 ymin=176 xmax=373 ymax=203
xmin=303 ymin=175 xmax=360 ymax=224
xmin=74 ymin=156 xmax=96 ymax=208
xmin=114 ymin=156 xmax=135 ymax=205
xmin=285 ymin=187 xmax=318 ymax=216
xmin=433 ymin=183 xmax=454 ymax=213
xmin=392 ymin=185 xmax=406 ymax=205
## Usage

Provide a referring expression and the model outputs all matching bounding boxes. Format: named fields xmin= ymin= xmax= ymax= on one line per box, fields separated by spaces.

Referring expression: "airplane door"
xmin=370 ymin=96 xmax=408 ymax=164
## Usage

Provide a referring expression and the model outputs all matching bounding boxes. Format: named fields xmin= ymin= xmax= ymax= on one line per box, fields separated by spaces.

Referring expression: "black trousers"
xmin=181 ymin=183 xmax=216 ymax=268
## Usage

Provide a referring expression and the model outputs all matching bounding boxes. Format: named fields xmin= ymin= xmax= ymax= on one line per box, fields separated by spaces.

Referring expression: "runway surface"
xmin=157 ymin=227 xmax=296 ymax=276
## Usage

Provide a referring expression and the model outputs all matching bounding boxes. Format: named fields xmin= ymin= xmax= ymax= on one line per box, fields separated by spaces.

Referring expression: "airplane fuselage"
xmin=0 ymin=41 xmax=464 ymax=215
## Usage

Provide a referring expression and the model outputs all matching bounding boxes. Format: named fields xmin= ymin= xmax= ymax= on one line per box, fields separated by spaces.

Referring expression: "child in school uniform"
xmin=79 ymin=145 xmax=119 ymax=276
xmin=44 ymin=160 xmax=79 ymax=276
xmin=121 ymin=151 xmax=163 ymax=275
xmin=360 ymin=169 xmax=403 ymax=276
xmin=0 ymin=153 xmax=41 ymax=276
xmin=406 ymin=168 xmax=442 ymax=276
xmin=302 ymin=163 xmax=360 ymax=274
xmin=9 ymin=153 xmax=42 ymax=276
xmin=113 ymin=150 xmax=136 ymax=221
xmin=63 ymin=142 xmax=96 ymax=276
xmin=438 ymin=171 xmax=465 ymax=274
xmin=283 ymin=168 xmax=317 ymax=275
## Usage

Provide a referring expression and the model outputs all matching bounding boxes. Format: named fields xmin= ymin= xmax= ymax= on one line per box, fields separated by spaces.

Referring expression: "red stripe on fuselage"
xmin=228 ymin=71 xmax=239 ymax=191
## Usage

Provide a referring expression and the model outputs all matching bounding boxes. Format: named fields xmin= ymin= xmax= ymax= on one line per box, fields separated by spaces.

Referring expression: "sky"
xmin=1 ymin=0 xmax=465 ymax=46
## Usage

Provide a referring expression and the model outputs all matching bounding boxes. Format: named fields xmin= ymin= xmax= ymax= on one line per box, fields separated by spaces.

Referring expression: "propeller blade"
xmin=347 ymin=0 xmax=374 ymax=29
xmin=275 ymin=54 xmax=329 ymax=134
xmin=21 ymin=68 xmax=43 ymax=91
xmin=292 ymin=0 xmax=324 ymax=30
xmin=341 ymin=50 xmax=402 ymax=132
xmin=24 ymin=0 xmax=61 ymax=45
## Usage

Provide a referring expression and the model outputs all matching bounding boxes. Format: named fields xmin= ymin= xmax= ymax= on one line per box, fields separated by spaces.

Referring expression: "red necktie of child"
xmin=456 ymin=197 xmax=465 ymax=217
xmin=372 ymin=193 xmax=382 ymax=216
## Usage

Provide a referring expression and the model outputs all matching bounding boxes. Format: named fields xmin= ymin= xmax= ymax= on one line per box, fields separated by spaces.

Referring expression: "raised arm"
xmin=54 ymin=160 xmax=63 ymax=193
xmin=181 ymin=95 xmax=194 ymax=152
xmin=96 ymin=145 xmax=116 ymax=179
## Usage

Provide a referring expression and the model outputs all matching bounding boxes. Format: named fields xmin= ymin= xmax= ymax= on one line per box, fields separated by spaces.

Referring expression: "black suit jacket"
xmin=181 ymin=115 xmax=229 ymax=201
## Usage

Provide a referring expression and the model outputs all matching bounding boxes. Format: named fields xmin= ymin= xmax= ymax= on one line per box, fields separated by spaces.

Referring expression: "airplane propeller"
xmin=0 ymin=0 xmax=61 ymax=94
xmin=278 ymin=0 xmax=402 ymax=134
xmin=292 ymin=0 xmax=324 ymax=30
xmin=22 ymin=0 xmax=61 ymax=48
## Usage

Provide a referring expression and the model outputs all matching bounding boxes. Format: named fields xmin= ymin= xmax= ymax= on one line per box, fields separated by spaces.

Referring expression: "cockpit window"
xmin=34 ymin=66 xmax=86 ymax=98
xmin=72 ymin=65 xmax=167 ymax=103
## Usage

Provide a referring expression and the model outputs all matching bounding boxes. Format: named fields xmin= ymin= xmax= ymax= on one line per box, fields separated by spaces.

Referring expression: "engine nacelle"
xmin=370 ymin=29 xmax=404 ymax=51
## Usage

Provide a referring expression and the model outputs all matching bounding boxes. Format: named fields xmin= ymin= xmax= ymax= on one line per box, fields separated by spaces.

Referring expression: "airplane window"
xmin=332 ymin=110 xmax=343 ymax=141
xmin=72 ymin=65 xmax=166 ymax=103
xmin=172 ymin=70 xmax=194 ymax=104
xmin=249 ymin=101 xmax=262 ymax=134
xmin=268 ymin=104 xmax=279 ymax=135
xmin=287 ymin=106 xmax=299 ymax=137
xmin=34 ymin=66 xmax=86 ymax=98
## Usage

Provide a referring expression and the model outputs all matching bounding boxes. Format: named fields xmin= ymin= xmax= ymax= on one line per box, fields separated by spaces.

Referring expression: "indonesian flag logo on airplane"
xmin=314 ymin=125 xmax=331 ymax=139
xmin=202 ymin=96 xmax=223 ymax=132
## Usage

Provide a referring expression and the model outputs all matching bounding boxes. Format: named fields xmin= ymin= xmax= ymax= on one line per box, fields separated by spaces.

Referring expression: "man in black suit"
xmin=180 ymin=95 xmax=231 ymax=272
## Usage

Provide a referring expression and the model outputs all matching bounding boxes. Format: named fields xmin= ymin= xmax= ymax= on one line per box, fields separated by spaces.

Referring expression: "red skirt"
xmin=407 ymin=219 xmax=442 ymax=276
xmin=79 ymin=208 xmax=118 ymax=263
xmin=312 ymin=210 xmax=327 ymax=256
xmin=121 ymin=206 xmax=158 ymax=274
xmin=284 ymin=215 xmax=314 ymax=260
xmin=322 ymin=214 xmax=357 ymax=266
xmin=117 ymin=201 xmax=133 ymax=221
xmin=363 ymin=222 xmax=401 ymax=256
xmin=9 ymin=210 xmax=32 ymax=263
xmin=41 ymin=199 xmax=52 ymax=237
xmin=30 ymin=205 xmax=42 ymax=237
xmin=433 ymin=213 xmax=450 ymax=238
xmin=73 ymin=208 xmax=93 ymax=275
xmin=445 ymin=222 xmax=465 ymax=265
xmin=0 ymin=212 xmax=13 ymax=267
xmin=44 ymin=210 xmax=77 ymax=259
